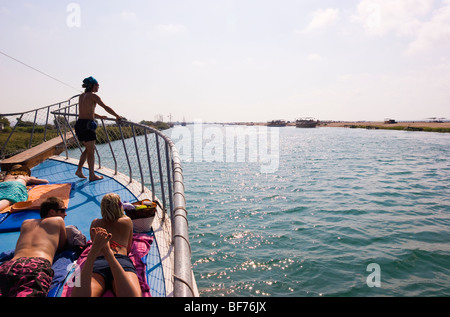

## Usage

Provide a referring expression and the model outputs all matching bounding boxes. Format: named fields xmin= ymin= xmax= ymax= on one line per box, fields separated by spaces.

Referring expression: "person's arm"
xmin=89 ymin=219 xmax=100 ymax=240
xmin=57 ymin=218 xmax=67 ymax=252
xmin=93 ymin=95 xmax=123 ymax=120
xmin=127 ymin=218 xmax=133 ymax=255
xmin=26 ymin=176 xmax=49 ymax=185
xmin=94 ymin=113 xmax=108 ymax=120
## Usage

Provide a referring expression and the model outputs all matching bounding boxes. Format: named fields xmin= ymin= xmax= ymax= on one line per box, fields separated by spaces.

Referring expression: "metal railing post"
xmin=43 ymin=106 xmax=50 ymax=141
xmin=144 ymin=131 xmax=156 ymax=201
xmin=118 ymin=123 xmax=133 ymax=183
xmin=132 ymin=125 xmax=145 ymax=193
xmin=54 ymin=115 xmax=69 ymax=160
xmin=28 ymin=110 xmax=38 ymax=149
xmin=155 ymin=134 xmax=167 ymax=211
xmin=165 ymin=141 xmax=174 ymax=220
xmin=1 ymin=114 xmax=23 ymax=158
xmin=101 ymin=119 xmax=118 ymax=175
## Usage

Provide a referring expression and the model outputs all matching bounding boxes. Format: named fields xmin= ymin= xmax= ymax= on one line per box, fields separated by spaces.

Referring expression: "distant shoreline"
xmin=318 ymin=121 xmax=450 ymax=133
xmin=319 ymin=121 xmax=450 ymax=128
xmin=225 ymin=121 xmax=450 ymax=133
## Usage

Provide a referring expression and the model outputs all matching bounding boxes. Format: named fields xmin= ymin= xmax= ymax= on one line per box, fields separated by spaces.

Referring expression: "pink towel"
xmin=61 ymin=233 xmax=153 ymax=297
xmin=129 ymin=233 xmax=153 ymax=297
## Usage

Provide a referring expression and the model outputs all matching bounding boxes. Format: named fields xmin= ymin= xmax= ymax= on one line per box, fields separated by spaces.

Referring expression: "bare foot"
xmin=89 ymin=174 xmax=104 ymax=182
xmin=90 ymin=227 xmax=112 ymax=256
xmin=75 ymin=170 xmax=87 ymax=179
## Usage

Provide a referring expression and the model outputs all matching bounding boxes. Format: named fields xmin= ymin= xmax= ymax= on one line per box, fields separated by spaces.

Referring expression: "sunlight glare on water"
xmin=171 ymin=125 xmax=450 ymax=297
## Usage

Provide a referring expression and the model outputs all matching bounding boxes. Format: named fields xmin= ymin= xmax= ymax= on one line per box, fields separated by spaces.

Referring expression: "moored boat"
xmin=295 ymin=117 xmax=318 ymax=128
xmin=267 ymin=119 xmax=287 ymax=127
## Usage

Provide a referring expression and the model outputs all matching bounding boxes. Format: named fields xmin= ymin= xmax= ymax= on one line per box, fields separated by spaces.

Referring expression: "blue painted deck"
xmin=0 ymin=158 xmax=166 ymax=297
xmin=1 ymin=158 xmax=136 ymax=250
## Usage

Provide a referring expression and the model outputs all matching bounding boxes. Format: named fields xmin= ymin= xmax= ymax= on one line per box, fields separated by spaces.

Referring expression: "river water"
xmin=167 ymin=125 xmax=450 ymax=297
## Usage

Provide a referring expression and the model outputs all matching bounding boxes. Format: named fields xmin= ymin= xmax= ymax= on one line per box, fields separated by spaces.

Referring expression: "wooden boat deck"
xmin=0 ymin=133 xmax=74 ymax=171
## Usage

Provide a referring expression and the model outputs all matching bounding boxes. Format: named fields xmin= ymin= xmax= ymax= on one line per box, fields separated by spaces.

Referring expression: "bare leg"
xmin=84 ymin=140 xmax=103 ymax=181
xmin=111 ymin=269 xmax=142 ymax=297
xmin=0 ymin=199 xmax=11 ymax=211
xmin=103 ymin=247 xmax=142 ymax=297
xmin=71 ymin=228 xmax=111 ymax=297
xmin=75 ymin=146 xmax=88 ymax=179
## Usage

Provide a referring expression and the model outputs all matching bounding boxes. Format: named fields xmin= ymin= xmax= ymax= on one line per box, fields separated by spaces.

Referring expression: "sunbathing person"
xmin=0 ymin=197 xmax=67 ymax=297
xmin=0 ymin=164 xmax=49 ymax=211
xmin=71 ymin=193 xmax=141 ymax=297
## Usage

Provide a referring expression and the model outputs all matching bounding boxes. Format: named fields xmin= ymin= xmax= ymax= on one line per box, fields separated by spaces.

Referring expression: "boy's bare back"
xmin=13 ymin=217 xmax=66 ymax=264
xmin=78 ymin=92 xmax=98 ymax=120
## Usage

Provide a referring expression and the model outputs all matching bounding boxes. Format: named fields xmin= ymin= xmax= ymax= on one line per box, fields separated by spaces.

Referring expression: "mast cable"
xmin=0 ymin=50 xmax=82 ymax=92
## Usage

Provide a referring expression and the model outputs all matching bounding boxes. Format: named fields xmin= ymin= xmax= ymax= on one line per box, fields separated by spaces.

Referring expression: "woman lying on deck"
xmin=0 ymin=164 xmax=48 ymax=211
xmin=71 ymin=193 xmax=141 ymax=297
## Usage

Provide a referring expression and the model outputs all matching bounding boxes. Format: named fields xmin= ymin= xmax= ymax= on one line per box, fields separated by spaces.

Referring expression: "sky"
xmin=0 ymin=0 xmax=449 ymax=123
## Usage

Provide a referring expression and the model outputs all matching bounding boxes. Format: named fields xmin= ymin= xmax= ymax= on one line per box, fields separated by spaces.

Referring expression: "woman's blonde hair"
xmin=101 ymin=193 xmax=124 ymax=222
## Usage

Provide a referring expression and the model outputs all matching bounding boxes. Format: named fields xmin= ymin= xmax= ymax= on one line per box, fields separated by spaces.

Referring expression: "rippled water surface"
xmin=172 ymin=126 xmax=450 ymax=297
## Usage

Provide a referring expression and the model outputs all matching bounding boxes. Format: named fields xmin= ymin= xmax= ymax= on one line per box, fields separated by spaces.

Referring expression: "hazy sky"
xmin=1 ymin=0 xmax=449 ymax=123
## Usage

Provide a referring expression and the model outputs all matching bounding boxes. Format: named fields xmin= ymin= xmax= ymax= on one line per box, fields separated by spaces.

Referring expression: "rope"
xmin=0 ymin=50 xmax=82 ymax=92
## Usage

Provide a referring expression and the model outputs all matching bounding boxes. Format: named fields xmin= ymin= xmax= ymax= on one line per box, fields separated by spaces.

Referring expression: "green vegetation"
xmin=139 ymin=120 xmax=171 ymax=131
xmin=421 ymin=127 xmax=450 ymax=133
xmin=348 ymin=125 xmax=450 ymax=133
xmin=0 ymin=116 xmax=60 ymax=157
xmin=0 ymin=130 xmax=60 ymax=157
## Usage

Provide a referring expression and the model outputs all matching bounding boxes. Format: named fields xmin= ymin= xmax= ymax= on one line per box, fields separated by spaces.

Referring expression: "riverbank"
xmin=229 ymin=121 xmax=450 ymax=133
xmin=318 ymin=121 xmax=450 ymax=133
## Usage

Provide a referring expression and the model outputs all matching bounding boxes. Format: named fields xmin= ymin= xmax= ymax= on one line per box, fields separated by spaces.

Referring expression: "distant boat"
xmin=296 ymin=117 xmax=318 ymax=128
xmin=181 ymin=116 xmax=186 ymax=126
xmin=267 ymin=120 xmax=286 ymax=127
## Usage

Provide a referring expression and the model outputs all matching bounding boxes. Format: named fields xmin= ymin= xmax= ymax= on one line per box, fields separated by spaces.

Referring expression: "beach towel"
xmin=1 ymin=183 xmax=72 ymax=214
xmin=0 ymin=213 xmax=8 ymax=226
xmin=0 ymin=210 xmax=41 ymax=233
xmin=48 ymin=250 xmax=79 ymax=297
xmin=0 ymin=182 xmax=28 ymax=204
xmin=61 ymin=233 xmax=153 ymax=297
xmin=0 ymin=250 xmax=14 ymax=263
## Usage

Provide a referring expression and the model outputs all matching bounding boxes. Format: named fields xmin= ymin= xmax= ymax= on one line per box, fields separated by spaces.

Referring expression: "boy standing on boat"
xmin=0 ymin=197 xmax=67 ymax=297
xmin=75 ymin=76 xmax=123 ymax=181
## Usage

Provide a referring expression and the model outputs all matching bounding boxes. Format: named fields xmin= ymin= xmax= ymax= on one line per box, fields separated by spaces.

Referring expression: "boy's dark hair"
xmin=82 ymin=76 xmax=98 ymax=92
xmin=40 ymin=197 xmax=64 ymax=218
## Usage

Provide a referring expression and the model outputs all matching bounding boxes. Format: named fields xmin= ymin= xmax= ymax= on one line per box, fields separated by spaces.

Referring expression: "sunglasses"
xmin=56 ymin=208 xmax=67 ymax=213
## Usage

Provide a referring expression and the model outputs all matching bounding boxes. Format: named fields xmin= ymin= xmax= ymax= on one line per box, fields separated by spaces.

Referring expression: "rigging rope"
xmin=0 ymin=50 xmax=82 ymax=92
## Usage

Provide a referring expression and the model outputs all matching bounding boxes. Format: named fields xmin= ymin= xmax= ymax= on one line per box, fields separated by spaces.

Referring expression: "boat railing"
xmin=0 ymin=96 xmax=195 ymax=297
xmin=0 ymin=95 xmax=80 ymax=160
xmin=51 ymin=103 xmax=194 ymax=297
